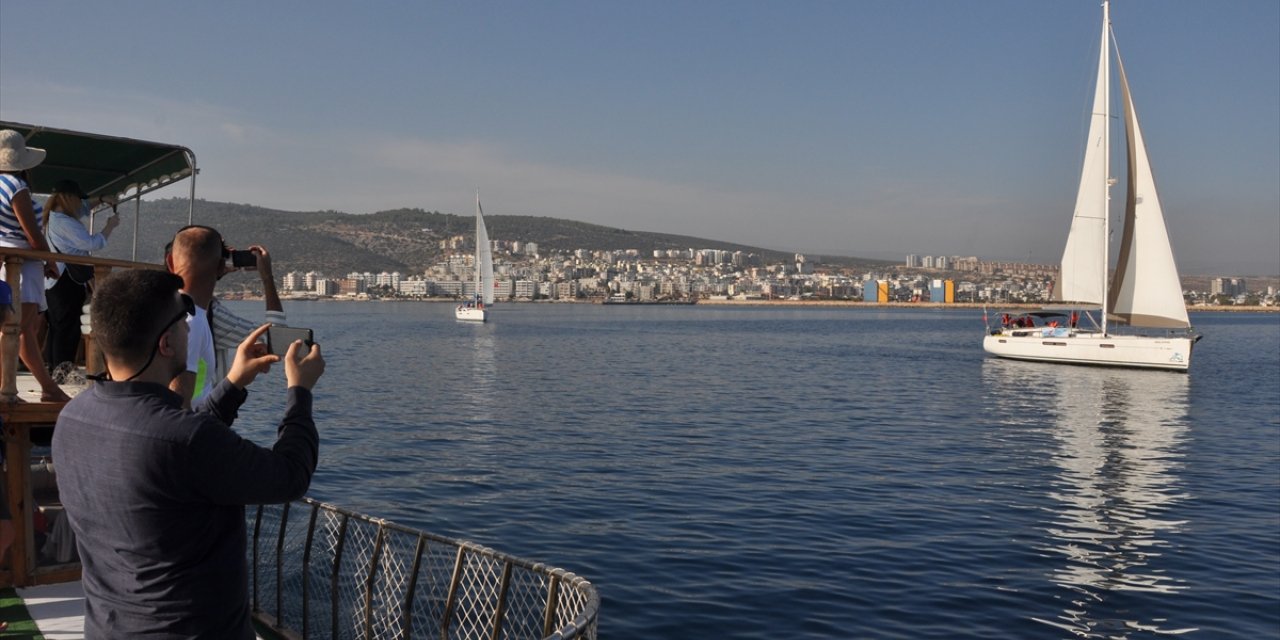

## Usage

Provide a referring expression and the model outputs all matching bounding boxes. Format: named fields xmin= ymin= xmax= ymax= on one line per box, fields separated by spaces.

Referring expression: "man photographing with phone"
xmin=53 ymin=269 xmax=324 ymax=638
xmin=167 ymin=225 xmax=286 ymax=406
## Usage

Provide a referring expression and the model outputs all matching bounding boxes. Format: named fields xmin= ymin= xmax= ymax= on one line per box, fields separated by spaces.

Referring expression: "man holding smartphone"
xmin=166 ymin=225 xmax=286 ymax=406
xmin=54 ymin=269 xmax=324 ymax=638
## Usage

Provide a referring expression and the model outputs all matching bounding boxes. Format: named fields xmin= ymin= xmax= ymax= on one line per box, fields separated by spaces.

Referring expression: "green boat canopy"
xmin=1 ymin=120 xmax=196 ymax=201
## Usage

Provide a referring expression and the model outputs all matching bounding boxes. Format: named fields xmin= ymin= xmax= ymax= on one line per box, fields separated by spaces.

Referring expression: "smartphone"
xmin=266 ymin=326 xmax=313 ymax=356
xmin=230 ymin=249 xmax=257 ymax=269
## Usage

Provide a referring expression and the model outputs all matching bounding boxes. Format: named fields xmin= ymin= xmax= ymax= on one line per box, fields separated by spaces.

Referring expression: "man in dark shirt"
xmin=52 ymin=269 xmax=325 ymax=639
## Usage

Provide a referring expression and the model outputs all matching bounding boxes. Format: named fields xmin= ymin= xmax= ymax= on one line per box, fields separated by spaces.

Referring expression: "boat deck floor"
xmin=15 ymin=581 xmax=271 ymax=638
xmin=15 ymin=581 xmax=84 ymax=639
xmin=8 ymin=370 xmax=91 ymax=405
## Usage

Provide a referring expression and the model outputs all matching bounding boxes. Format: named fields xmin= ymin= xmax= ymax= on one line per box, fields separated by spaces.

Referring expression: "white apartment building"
xmin=398 ymin=279 xmax=430 ymax=296
xmin=282 ymin=271 xmax=305 ymax=291
xmin=376 ymin=271 xmax=402 ymax=288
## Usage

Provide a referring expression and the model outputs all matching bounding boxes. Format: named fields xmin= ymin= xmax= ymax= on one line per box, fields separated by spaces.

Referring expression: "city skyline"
xmin=2 ymin=1 xmax=1277 ymax=274
xmin=261 ymin=243 xmax=1279 ymax=307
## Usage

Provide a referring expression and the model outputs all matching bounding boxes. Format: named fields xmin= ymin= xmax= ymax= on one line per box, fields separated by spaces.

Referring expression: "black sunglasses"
xmin=121 ymin=293 xmax=195 ymax=383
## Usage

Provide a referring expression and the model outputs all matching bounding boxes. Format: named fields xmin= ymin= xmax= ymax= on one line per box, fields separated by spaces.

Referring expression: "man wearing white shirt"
xmin=167 ymin=225 xmax=285 ymax=407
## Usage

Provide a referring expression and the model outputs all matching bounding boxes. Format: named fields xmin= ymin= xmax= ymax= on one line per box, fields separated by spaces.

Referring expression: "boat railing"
xmin=0 ymin=247 xmax=165 ymax=402
xmin=1 ymin=247 xmax=164 ymax=589
xmin=248 ymin=498 xmax=600 ymax=640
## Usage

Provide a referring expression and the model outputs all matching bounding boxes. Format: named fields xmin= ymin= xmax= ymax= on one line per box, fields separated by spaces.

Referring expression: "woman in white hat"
xmin=0 ymin=129 xmax=71 ymax=402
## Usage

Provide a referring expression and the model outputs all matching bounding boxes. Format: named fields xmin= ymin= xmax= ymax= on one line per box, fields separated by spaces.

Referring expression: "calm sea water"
xmin=227 ymin=301 xmax=1280 ymax=640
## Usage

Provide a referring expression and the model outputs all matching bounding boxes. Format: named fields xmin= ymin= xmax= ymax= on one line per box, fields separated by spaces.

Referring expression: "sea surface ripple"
xmin=229 ymin=302 xmax=1280 ymax=639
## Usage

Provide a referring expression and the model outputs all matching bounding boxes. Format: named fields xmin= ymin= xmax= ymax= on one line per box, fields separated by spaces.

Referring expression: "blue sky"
xmin=2 ymin=1 xmax=1277 ymax=274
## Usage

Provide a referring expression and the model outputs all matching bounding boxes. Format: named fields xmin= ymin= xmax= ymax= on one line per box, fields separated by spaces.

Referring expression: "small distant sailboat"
xmin=983 ymin=0 xmax=1200 ymax=371
xmin=455 ymin=191 xmax=494 ymax=322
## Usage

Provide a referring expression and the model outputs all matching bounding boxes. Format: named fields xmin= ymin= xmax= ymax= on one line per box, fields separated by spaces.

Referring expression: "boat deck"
xmin=13 ymin=581 xmax=271 ymax=638
xmin=14 ymin=581 xmax=83 ymax=639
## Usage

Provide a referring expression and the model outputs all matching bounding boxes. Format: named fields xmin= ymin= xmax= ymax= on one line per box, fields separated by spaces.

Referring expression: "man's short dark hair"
xmin=92 ymin=270 xmax=186 ymax=363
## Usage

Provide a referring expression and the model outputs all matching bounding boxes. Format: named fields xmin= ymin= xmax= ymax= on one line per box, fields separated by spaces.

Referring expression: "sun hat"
xmin=52 ymin=179 xmax=88 ymax=198
xmin=0 ymin=129 xmax=47 ymax=172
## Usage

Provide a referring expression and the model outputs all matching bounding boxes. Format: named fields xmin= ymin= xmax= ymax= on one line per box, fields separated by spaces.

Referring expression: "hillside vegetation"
xmin=94 ymin=198 xmax=888 ymax=275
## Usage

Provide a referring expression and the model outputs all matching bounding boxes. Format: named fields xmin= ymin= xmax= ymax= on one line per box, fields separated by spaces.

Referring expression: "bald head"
xmin=170 ymin=225 xmax=225 ymax=273
xmin=167 ymin=225 xmax=228 ymax=302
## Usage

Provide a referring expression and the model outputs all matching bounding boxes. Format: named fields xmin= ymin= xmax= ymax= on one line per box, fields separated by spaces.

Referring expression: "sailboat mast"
xmin=474 ymin=190 xmax=481 ymax=300
xmin=1100 ymin=0 xmax=1111 ymax=336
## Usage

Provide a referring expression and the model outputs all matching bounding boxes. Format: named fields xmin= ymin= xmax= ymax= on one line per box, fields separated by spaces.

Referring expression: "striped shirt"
xmin=0 ymin=173 xmax=41 ymax=244
xmin=208 ymin=298 xmax=287 ymax=379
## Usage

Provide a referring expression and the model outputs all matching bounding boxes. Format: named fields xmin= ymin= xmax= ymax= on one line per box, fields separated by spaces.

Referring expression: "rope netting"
xmin=249 ymin=499 xmax=599 ymax=640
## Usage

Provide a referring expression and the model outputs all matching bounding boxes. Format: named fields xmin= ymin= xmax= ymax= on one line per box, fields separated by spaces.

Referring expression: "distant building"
xmin=433 ymin=280 xmax=463 ymax=297
xmin=282 ymin=271 xmax=305 ymax=291
xmin=314 ymin=279 xmax=338 ymax=296
xmin=1211 ymin=277 xmax=1246 ymax=296
xmin=929 ymin=279 xmax=955 ymax=303
xmin=376 ymin=271 xmax=401 ymax=288
xmin=398 ymin=279 xmax=430 ymax=296
xmin=337 ymin=278 xmax=365 ymax=295
xmin=556 ymin=281 xmax=579 ymax=299
xmin=494 ymin=278 xmax=513 ymax=300
xmin=906 ymin=254 xmax=920 ymax=268
xmin=863 ymin=280 xmax=889 ymax=303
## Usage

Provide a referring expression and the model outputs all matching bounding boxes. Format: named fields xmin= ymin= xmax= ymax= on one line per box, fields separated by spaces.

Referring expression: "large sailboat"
xmin=984 ymin=0 xmax=1200 ymax=372
xmin=455 ymin=191 xmax=494 ymax=322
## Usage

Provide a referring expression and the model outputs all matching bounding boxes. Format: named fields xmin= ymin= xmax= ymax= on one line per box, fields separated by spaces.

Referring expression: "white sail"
xmin=475 ymin=194 xmax=494 ymax=306
xmin=1108 ymin=48 xmax=1190 ymax=329
xmin=1054 ymin=18 xmax=1110 ymax=306
xmin=981 ymin=0 xmax=1198 ymax=371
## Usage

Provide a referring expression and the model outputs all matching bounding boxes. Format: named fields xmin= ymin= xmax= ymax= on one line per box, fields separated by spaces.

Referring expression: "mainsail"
xmin=1107 ymin=45 xmax=1190 ymax=329
xmin=1054 ymin=18 xmax=1110 ymax=307
xmin=475 ymin=194 xmax=495 ymax=306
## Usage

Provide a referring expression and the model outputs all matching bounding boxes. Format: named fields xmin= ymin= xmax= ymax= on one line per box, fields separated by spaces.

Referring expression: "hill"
xmin=94 ymin=198 xmax=891 ymax=275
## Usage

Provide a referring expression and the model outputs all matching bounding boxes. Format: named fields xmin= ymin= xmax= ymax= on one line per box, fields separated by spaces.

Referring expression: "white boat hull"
xmin=983 ymin=330 xmax=1195 ymax=371
xmin=455 ymin=306 xmax=487 ymax=322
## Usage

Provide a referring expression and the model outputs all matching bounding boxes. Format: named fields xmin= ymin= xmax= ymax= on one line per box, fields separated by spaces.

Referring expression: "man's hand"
xmin=248 ymin=244 xmax=274 ymax=279
xmin=227 ymin=324 xmax=279 ymax=389
xmin=284 ymin=339 xmax=324 ymax=390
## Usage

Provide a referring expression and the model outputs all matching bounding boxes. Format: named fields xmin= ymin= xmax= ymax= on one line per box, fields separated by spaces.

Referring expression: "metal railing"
xmin=248 ymin=499 xmax=600 ymax=640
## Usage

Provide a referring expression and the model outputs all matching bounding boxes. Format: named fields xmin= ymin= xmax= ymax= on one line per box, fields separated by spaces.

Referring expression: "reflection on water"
xmin=984 ymin=360 xmax=1195 ymax=637
xmin=462 ymin=329 xmax=497 ymax=423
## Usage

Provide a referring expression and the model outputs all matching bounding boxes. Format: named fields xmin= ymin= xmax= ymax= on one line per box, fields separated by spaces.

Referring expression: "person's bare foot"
xmin=40 ymin=388 xmax=72 ymax=403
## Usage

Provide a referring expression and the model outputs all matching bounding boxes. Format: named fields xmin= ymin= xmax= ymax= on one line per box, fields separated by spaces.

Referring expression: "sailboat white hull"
xmin=983 ymin=330 xmax=1194 ymax=371
xmin=455 ymin=306 xmax=487 ymax=322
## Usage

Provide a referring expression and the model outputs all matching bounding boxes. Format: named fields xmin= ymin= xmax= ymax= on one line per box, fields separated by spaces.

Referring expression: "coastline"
xmin=246 ymin=294 xmax=1278 ymax=312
